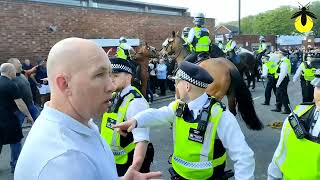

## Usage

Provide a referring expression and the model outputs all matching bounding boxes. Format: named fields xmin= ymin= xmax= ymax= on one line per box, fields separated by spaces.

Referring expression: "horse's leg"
xmin=245 ymin=71 xmax=251 ymax=88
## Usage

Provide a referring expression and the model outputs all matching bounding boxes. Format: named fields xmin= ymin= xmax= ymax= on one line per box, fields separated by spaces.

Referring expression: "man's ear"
xmin=56 ymin=73 xmax=71 ymax=96
xmin=186 ymin=82 xmax=191 ymax=92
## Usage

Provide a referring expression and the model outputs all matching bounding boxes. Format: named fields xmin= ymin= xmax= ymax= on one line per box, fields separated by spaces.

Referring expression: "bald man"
xmin=14 ymin=38 xmax=161 ymax=180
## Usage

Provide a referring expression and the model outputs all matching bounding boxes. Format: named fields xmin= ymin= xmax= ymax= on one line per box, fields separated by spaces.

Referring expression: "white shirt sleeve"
xmin=262 ymin=64 xmax=268 ymax=77
xmin=187 ymin=28 xmax=195 ymax=44
xmin=276 ymin=62 xmax=288 ymax=86
xmin=267 ymin=119 xmax=288 ymax=180
xmin=126 ymin=98 xmax=150 ymax=143
xmin=292 ymin=63 xmax=303 ymax=83
xmin=231 ymin=41 xmax=237 ymax=50
xmin=134 ymin=102 xmax=176 ymax=128
xmin=217 ymin=110 xmax=255 ymax=180
xmin=38 ymin=151 xmax=101 ymax=180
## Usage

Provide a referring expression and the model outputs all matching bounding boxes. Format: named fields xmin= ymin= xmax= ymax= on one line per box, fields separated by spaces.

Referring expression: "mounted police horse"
xmin=109 ymin=43 xmax=157 ymax=98
xmin=161 ymin=31 xmax=263 ymax=130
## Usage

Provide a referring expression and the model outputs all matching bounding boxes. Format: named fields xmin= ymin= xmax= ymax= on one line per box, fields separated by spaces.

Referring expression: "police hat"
xmin=173 ymin=61 xmax=213 ymax=88
xmin=311 ymin=69 xmax=320 ymax=87
xmin=110 ymin=57 xmax=133 ymax=75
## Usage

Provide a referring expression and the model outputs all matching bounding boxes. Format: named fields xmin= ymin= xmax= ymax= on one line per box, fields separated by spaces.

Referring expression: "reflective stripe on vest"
xmin=275 ymin=104 xmax=320 ymax=179
xmin=116 ymin=43 xmax=128 ymax=60
xmin=171 ymin=99 xmax=226 ymax=180
xmin=193 ymin=27 xmax=210 ymax=52
xmin=302 ymin=62 xmax=316 ymax=81
xmin=100 ymin=87 xmax=142 ymax=164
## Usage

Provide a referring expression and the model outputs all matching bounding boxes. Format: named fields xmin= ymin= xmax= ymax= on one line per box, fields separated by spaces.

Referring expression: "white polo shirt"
xmin=14 ymin=104 xmax=119 ymax=180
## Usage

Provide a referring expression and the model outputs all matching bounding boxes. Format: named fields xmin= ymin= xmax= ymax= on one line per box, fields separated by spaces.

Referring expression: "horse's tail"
xmin=230 ymin=67 xmax=263 ymax=130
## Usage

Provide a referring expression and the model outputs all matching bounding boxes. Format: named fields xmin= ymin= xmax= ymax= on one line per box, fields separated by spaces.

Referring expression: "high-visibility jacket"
xmin=116 ymin=43 xmax=129 ymax=60
xmin=256 ymin=42 xmax=267 ymax=54
xmin=275 ymin=104 xmax=320 ymax=179
xmin=301 ymin=62 xmax=316 ymax=81
xmin=171 ymin=98 xmax=226 ymax=180
xmin=100 ymin=87 xmax=142 ymax=164
xmin=191 ymin=27 xmax=211 ymax=53
xmin=265 ymin=60 xmax=277 ymax=75
xmin=275 ymin=58 xmax=291 ymax=79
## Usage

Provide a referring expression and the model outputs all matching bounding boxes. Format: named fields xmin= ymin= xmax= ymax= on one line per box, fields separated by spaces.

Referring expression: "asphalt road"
xmin=0 ymin=78 xmax=303 ymax=180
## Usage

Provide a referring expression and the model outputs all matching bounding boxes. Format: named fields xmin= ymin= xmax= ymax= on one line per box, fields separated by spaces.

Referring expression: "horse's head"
xmin=136 ymin=42 xmax=158 ymax=58
xmin=160 ymin=31 xmax=184 ymax=60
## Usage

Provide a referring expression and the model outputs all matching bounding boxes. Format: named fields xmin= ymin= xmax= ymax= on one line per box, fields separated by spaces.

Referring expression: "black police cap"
xmin=173 ymin=61 xmax=213 ymax=88
xmin=110 ymin=57 xmax=133 ymax=75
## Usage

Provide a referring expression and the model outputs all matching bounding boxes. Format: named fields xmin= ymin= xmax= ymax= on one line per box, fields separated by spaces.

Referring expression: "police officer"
xmin=293 ymin=54 xmax=316 ymax=102
xmin=268 ymin=69 xmax=320 ymax=179
xmin=100 ymin=58 xmax=154 ymax=176
xmin=116 ymin=37 xmax=136 ymax=61
xmin=224 ymin=33 xmax=237 ymax=62
xmin=261 ymin=54 xmax=279 ymax=105
xmin=181 ymin=27 xmax=192 ymax=52
xmin=271 ymin=49 xmax=291 ymax=114
xmin=184 ymin=13 xmax=211 ymax=63
xmin=256 ymin=36 xmax=268 ymax=64
xmin=114 ymin=61 xmax=255 ymax=180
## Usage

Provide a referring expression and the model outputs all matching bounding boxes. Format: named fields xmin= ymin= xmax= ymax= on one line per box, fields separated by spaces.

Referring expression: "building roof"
xmin=214 ymin=25 xmax=239 ymax=35
xmin=112 ymin=0 xmax=188 ymax=10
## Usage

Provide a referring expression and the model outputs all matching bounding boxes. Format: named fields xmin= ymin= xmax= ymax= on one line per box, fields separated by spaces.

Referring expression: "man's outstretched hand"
xmin=121 ymin=165 xmax=162 ymax=180
xmin=113 ymin=118 xmax=137 ymax=136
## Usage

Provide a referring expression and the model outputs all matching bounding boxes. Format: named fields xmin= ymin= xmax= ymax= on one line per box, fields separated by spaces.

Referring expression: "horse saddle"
xmin=195 ymin=52 xmax=211 ymax=63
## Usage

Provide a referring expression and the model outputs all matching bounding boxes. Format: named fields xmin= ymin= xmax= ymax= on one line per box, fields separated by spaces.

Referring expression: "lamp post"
xmin=238 ymin=0 xmax=241 ymax=35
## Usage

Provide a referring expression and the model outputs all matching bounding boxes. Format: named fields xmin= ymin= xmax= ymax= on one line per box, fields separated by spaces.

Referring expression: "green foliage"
xmin=222 ymin=2 xmax=320 ymax=36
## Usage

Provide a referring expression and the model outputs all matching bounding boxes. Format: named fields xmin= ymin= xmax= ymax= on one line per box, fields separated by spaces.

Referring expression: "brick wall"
xmin=0 ymin=0 xmax=215 ymax=64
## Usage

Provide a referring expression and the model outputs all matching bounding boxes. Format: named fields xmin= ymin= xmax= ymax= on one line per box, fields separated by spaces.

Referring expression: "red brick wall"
xmin=0 ymin=0 xmax=215 ymax=64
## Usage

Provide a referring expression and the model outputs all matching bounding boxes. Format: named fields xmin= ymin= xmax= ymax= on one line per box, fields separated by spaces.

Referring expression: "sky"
xmin=138 ymin=0 xmax=319 ymax=24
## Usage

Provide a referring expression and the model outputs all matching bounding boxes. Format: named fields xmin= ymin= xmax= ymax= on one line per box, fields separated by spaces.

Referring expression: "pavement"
xmin=0 ymin=78 xmax=303 ymax=179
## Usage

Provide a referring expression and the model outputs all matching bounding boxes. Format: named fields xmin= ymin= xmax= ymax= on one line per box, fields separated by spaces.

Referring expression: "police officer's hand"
xmin=121 ymin=165 xmax=162 ymax=180
xmin=113 ymin=118 xmax=137 ymax=136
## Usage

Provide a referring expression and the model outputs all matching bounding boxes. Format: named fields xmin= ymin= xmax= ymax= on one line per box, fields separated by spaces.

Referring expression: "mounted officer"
xmin=184 ymin=13 xmax=211 ymax=63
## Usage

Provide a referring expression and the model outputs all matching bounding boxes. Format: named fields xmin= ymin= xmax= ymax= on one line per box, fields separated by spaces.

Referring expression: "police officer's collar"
xmin=119 ymin=84 xmax=133 ymax=97
xmin=188 ymin=93 xmax=209 ymax=111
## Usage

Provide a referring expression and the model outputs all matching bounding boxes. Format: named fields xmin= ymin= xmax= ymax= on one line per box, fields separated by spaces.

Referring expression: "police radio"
xmin=288 ymin=105 xmax=307 ymax=139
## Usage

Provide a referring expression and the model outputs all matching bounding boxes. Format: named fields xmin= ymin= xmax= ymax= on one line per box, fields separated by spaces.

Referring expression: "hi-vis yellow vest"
xmin=116 ymin=43 xmax=128 ymax=60
xmin=192 ymin=27 xmax=211 ymax=52
xmin=100 ymin=87 xmax=142 ymax=164
xmin=301 ymin=62 xmax=316 ymax=81
xmin=275 ymin=104 xmax=320 ymax=179
xmin=171 ymin=99 xmax=226 ymax=180
xmin=265 ymin=61 xmax=277 ymax=75
xmin=274 ymin=58 xmax=291 ymax=79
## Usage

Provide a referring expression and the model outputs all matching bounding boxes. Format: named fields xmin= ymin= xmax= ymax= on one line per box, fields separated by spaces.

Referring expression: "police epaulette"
xmin=300 ymin=102 xmax=315 ymax=105
xmin=129 ymin=89 xmax=142 ymax=98
xmin=218 ymin=101 xmax=226 ymax=111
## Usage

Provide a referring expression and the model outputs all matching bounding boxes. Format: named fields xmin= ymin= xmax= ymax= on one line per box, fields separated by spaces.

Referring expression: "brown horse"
xmin=160 ymin=31 xmax=263 ymax=130
xmin=133 ymin=42 xmax=158 ymax=97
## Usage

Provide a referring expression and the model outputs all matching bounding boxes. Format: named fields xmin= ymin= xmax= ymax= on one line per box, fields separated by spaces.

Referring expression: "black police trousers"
xmin=116 ymin=143 xmax=154 ymax=176
xmin=300 ymin=77 xmax=314 ymax=103
xmin=275 ymin=76 xmax=290 ymax=112
xmin=264 ymin=76 xmax=277 ymax=104
xmin=184 ymin=51 xmax=198 ymax=63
